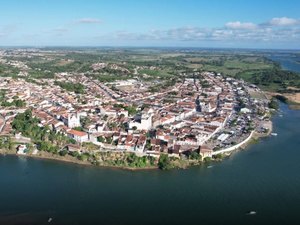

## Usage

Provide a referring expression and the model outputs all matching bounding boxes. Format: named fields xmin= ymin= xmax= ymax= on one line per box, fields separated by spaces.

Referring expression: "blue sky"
xmin=0 ymin=0 xmax=300 ymax=48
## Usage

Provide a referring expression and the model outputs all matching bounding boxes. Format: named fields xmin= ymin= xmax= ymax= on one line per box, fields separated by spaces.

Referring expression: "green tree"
xmin=59 ymin=149 xmax=68 ymax=156
xmin=190 ymin=151 xmax=201 ymax=160
xmin=158 ymin=154 xmax=172 ymax=170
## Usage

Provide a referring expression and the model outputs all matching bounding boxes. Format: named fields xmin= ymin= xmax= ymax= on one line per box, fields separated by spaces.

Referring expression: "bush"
xmin=213 ymin=154 xmax=223 ymax=160
xmin=268 ymin=98 xmax=279 ymax=110
xmin=77 ymin=153 xmax=89 ymax=161
xmin=204 ymin=157 xmax=212 ymax=163
xmin=189 ymin=151 xmax=201 ymax=160
xmin=70 ymin=151 xmax=79 ymax=157
xmin=59 ymin=149 xmax=68 ymax=156
xmin=158 ymin=154 xmax=172 ymax=170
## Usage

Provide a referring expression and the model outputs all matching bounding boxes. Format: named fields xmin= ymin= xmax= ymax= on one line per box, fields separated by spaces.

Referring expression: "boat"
xmin=48 ymin=218 xmax=53 ymax=223
xmin=247 ymin=211 xmax=257 ymax=215
xmin=271 ymin=133 xmax=278 ymax=136
xmin=207 ymin=165 xmax=213 ymax=169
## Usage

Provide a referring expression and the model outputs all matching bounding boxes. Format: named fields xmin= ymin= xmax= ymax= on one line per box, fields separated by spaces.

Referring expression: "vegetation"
xmin=274 ymin=95 xmax=288 ymax=103
xmin=0 ymin=63 xmax=19 ymax=77
xmin=0 ymin=136 xmax=13 ymax=150
xmin=158 ymin=154 xmax=173 ymax=170
xmin=12 ymin=109 xmax=75 ymax=153
xmin=246 ymin=69 xmax=300 ymax=92
xmin=0 ymin=91 xmax=26 ymax=108
xmin=54 ymin=81 xmax=85 ymax=94
xmin=95 ymin=152 xmax=156 ymax=168
xmin=113 ymin=103 xmax=138 ymax=116
xmin=268 ymin=98 xmax=279 ymax=110
xmin=1 ymin=99 xmax=26 ymax=108
xmin=189 ymin=151 xmax=201 ymax=160
xmin=213 ymin=153 xmax=224 ymax=160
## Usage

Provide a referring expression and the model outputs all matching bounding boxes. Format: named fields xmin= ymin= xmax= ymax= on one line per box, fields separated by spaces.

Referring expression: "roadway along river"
xmin=0 ymin=103 xmax=300 ymax=225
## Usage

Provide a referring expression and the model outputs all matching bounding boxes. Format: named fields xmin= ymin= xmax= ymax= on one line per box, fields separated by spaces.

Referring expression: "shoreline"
xmin=0 ymin=150 xmax=159 ymax=171
xmin=0 ymin=120 xmax=274 ymax=171
xmin=265 ymin=91 xmax=300 ymax=109
xmin=212 ymin=119 xmax=273 ymax=157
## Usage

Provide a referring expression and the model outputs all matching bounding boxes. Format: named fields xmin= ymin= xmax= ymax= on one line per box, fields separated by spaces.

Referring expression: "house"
xmin=169 ymin=144 xmax=180 ymax=155
xmin=135 ymin=135 xmax=147 ymax=153
xmin=16 ymin=144 xmax=27 ymax=155
xmin=66 ymin=144 xmax=81 ymax=153
xmin=200 ymin=145 xmax=213 ymax=158
xmin=240 ymin=108 xmax=251 ymax=114
xmin=129 ymin=112 xmax=153 ymax=130
xmin=67 ymin=129 xmax=88 ymax=143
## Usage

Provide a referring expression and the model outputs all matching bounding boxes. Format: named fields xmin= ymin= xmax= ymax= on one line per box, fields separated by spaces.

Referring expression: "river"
xmin=0 ymin=103 xmax=300 ymax=225
xmin=266 ymin=52 xmax=300 ymax=73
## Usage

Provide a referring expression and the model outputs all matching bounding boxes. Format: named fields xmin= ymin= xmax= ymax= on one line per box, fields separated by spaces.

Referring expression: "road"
xmin=0 ymin=114 xmax=6 ymax=133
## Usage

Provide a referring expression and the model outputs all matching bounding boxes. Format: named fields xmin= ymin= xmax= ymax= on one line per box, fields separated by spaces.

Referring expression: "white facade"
xmin=129 ymin=113 xmax=153 ymax=130
xmin=67 ymin=114 xmax=81 ymax=128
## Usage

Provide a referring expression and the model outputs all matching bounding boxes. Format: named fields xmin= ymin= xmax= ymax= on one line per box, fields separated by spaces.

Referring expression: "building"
xmin=129 ymin=110 xmax=153 ymax=130
xmin=199 ymin=145 xmax=213 ymax=158
xmin=67 ymin=129 xmax=88 ymax=143
xmin=67 ymin=113 xmax=81 ymax=128
xmin=16 ymin=144 xmax=27 ymax=155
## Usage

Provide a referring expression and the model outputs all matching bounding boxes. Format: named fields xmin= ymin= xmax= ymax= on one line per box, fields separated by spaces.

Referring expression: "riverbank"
xmin=265 ymin=91 xmax=300 ymax=109
xmin=0 ymin=117 xmax=274 ymax=171
xmin=0 ymin=119 xmax=273 ymax=171
xmin=0 ymin=149 xmax=159 ymax=171
xmin=212 ymin=119 xmax=273 ymax=159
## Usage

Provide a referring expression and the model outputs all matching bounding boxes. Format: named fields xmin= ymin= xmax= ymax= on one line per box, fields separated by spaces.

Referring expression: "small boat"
xmin=207 ymin=165 xmax=213 ymax=169
xmin=48 ymin=218 xmax=53 ymax=223
xmin=247 ymin=211 xmax=257 ymax=215
xmin=271 ymin=133 xmax=278 ymax=136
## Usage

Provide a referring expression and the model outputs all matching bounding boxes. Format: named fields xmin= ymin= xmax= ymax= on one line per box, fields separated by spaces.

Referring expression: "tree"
xmin=59 ymin=149 xmax=68 ymax=156
xmin=148 ymin=156 xmax=156 ymax=166
xmin=97 ymin=136 xmax=105 ymax=143
xmin=70 ymin=151 xmax=79 ymax=157
xmin=158 ymin=154 xmax=172 ymax=170
xmin=213 ymin=154 xmax=223 ymax=160
xmin=190 ymin=151 xmax=201 ymax=160
xmin=12 ymin=110 xmax=75 ymax=153
xmin=268 ymin=98 xmax=279 ymax=110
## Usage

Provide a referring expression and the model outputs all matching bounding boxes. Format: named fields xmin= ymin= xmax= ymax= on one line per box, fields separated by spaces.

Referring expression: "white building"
xmin=67 ymin=113 xmax=81 ymax=128
xmin=129 ymin=109 xmax=154 ymax=131
xmin=67 ymin=129 xmax=88 ymax=143
xmin=16 ymin=144 xmax=27 ymax=155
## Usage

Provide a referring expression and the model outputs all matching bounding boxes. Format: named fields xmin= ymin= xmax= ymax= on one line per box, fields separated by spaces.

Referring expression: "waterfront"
xmin=0 ymin=103 xmax=300 ymax=225
xmin=267 ymin=53 xmax=300 ymax=73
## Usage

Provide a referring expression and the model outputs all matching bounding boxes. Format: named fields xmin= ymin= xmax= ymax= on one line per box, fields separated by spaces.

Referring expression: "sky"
xmin=0 ymin=0 xmax=300 ymax=49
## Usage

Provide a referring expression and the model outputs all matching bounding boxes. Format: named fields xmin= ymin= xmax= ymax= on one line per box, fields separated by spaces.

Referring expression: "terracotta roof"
xmin=67 ymin=129 xmax=87 ymax=137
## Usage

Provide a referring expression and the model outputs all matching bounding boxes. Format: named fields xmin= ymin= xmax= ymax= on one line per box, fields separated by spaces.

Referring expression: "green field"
xmin=1 ymin=48 xmax=300 ymax=93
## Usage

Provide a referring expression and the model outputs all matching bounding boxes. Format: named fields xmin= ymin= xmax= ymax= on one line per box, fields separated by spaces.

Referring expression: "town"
xmin=0 ymin=48 xmax=273 ymax=169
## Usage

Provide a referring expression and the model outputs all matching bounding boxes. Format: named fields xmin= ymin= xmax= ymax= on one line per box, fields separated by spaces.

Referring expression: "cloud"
xmin=96 ymin=17 xmax=300 ymax=44
xmin=269 ymin=17 xmax=299 ymax=26
xmin=75 ymin=18 xmax=102 ymax=24
xmin=225 ymin=21 xmax=257 ymax=30
xmin=45 ymin=18 xmax=102 ymax=37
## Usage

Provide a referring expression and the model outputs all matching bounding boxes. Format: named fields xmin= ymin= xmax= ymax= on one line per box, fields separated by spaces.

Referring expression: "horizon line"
xmin=0 ymin=45 xmax=299 ymax=51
